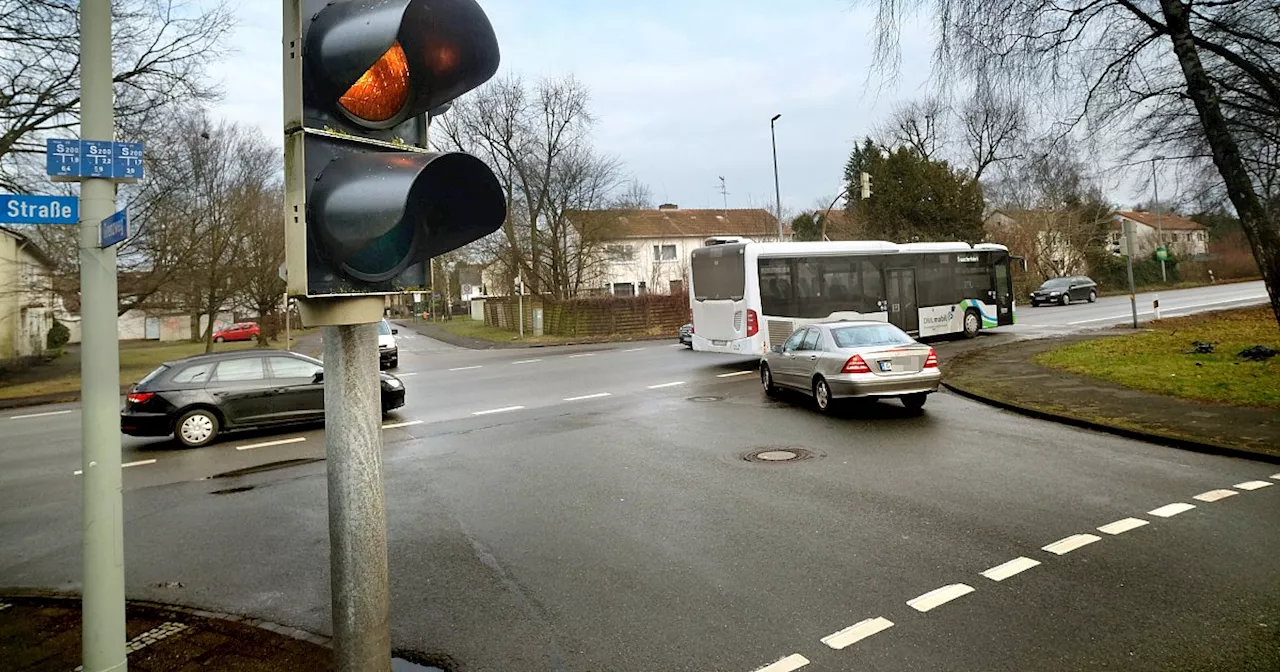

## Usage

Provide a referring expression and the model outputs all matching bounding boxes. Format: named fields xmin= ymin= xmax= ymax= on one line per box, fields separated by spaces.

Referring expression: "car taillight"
xmin=690 ymin=317 xmax=695 ymax=334
xmin=746 ymin=309 xmax=759 ymax=337
xmin=127 ymin=392 xmax=154 ymax=404
xmin=924 ymin=349 xmax=939 ymax=368
xmin=842 ymin=355 xmax=871 ymax=373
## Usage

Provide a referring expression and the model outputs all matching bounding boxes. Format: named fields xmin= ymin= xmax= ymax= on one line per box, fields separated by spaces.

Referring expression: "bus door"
xmin=885 ymin=268 xmax=919 ymax=333
xmin=992 ymin=257 xmax=1014 ymax=326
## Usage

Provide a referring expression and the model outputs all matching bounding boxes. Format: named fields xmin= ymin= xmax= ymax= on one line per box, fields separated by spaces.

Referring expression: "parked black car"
xmin=679 ymin=323 xmax=693 ymax=348
xmin=1030 ymin=276 xmax=1098 ymax=306
xmin=121 ymin=350 xmax=406 ymax=448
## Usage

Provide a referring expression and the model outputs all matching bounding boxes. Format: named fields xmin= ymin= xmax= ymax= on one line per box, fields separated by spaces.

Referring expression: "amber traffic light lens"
xmin=339 ymin=41 xmax=410 ymax=123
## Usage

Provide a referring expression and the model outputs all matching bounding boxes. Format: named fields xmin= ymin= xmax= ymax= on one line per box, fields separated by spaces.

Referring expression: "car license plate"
xmin=878 ymin=361 xmax=893 ymax=372
xmin=712 ymin=340 xmax=728 ymax=346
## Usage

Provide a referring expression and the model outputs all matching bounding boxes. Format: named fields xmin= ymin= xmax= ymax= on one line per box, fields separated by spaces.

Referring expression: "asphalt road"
xmin=1 ymin=280 xmax=1276 ymax=671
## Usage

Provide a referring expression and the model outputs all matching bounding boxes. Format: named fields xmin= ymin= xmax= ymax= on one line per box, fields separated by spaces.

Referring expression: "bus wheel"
xmin=963 ymin=309 xmax=981 ymax=339
xmin=761 ymin=364 xmax=777 ymax=397
xmin=813 ymin=377 xmax=835 ymax=413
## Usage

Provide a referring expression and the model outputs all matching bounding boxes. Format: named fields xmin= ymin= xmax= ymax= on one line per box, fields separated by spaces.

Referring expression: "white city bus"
xmin=688 ymin=240 xmax=1016 ymax=355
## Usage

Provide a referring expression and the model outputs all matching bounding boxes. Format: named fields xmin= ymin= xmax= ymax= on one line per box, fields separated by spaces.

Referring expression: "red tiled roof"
xmin=1115 ymin=211 xmax=1205 ymax=231
xmin=567 ymin=208 xmax=784 ymax=239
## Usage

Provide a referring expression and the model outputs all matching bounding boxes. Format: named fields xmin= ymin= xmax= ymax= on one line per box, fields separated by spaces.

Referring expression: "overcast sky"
xmin=206 ymin=1 xmax=1160 ymax=215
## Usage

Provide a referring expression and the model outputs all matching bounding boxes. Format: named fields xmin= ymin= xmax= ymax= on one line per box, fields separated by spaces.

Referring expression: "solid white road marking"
xmin=236 ymin=437 xmax=307 ymax=451
xmin=396 ymin=372 xmax=419 ymax=377
xmin=821 ymin=617 xmax=894 ymax=650
xmin=472 ymin=406 xmax=525 ymax=416
xmin=1098 ymin=518 xmax=1150 ymax=535
xmin=1235 ymin=480 xmax=1274 ymax=491
xmin=717 ymin=371 xmax=756 ymax=378
xmin=449 ymin=366 xmax=483 ymax=372
xmin=907 ymin=584 xmax=975 ymax=612
xmin=512 ymin=359 xmax=542 ymax=365
xmin=569 ymin=353 xmax=596 ymax=359
xmin=1042 ymin=534 xmax=1102 ymax=555
xmin=382 ymin=420 xmax=425 ymax=430
xmin=751 ymin=653 xmax=810 ymax=672
xmin=1148 ymin=502 xmax=1196 ymax=518
xmin=1194 ymin=489 xmax=1239 ymax=502
xmin=647 ymin=381 xmax=686 ymax=389
xmin=981 ymin=557 xmax=1041 ymax=582
xmin=74 ymin=459 xmax=156 ymax=476
xmin=564 ymin=393 xmax=612 ymax=402
xmin=8 ymin=409 xmax=74 ymax=420
xmin=1066 ymin=295 xmax=1269 ymax=325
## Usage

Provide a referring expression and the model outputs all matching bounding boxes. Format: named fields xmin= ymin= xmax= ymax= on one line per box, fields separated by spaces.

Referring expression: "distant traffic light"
xmin=860 ymin=171 xmax=873 ymax=200
xmin=284 ymin=0 xmax=506 ymax=298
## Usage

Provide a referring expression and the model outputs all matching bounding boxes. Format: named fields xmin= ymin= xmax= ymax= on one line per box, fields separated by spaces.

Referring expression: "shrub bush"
xmin=46 ymin=319 xmax=70 ymax=350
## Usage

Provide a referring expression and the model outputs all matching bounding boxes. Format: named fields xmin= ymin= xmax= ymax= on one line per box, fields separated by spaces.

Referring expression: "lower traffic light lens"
xmin=339 ymin=41 xmax=410 ymax=123
xmin=342 ymin=217 xmax=417 ymax=281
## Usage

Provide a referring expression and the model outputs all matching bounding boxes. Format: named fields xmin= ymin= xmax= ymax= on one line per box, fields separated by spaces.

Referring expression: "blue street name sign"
xmin=0 ymin=194 xmax=79 ymax=225
xmin=100 ymin=209 xmax=128 ymax=248
xmin=46 ymin=139 xmax=146 ymax=181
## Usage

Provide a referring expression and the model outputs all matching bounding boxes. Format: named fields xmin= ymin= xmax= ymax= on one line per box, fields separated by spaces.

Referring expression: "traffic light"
xmin=284 ymin=0 xmax=506 ymax=299
xmin=860 ymin=171 xmax=873 ymax=200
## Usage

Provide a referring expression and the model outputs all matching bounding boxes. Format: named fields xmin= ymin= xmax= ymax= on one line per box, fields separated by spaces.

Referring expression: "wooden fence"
xmin=484 ymin=293 xmax=690 ymax=338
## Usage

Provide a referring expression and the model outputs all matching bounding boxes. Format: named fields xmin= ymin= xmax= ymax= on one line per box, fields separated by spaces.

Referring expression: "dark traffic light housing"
xmin=284 ymin=0 xmax=506 ymax=299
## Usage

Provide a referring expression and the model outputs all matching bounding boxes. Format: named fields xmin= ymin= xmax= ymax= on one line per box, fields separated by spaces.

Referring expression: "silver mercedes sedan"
xmin=760 ymin=321 xmax=941 ymax=412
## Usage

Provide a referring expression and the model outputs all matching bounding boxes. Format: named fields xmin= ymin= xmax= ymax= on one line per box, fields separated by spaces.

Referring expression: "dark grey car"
xmin=1030 ymin=276 xmax=1098 ymax=306
xmin=760 ymin=321 xmax=941 ymax=413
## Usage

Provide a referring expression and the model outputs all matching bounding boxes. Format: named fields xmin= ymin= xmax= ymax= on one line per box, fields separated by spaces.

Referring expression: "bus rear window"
xmin=691 ymin=246 xmax=745 ymax=301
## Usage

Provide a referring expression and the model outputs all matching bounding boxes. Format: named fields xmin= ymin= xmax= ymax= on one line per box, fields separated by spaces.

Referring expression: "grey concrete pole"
xmin=323 ymin=323 xmax=391 ymax=671
xmin=1152 ymin=158 xmax=1167 ymax=283
xmin=79 ymin=2 xmax=128 ymax=671
xmin=1125 ymin=219 xmax=1139 ymax=329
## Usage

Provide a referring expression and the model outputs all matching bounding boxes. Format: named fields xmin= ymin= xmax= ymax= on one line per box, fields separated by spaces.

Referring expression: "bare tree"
xmin=234 ymin=187 xmax=286 ymax=346
xmin=609 ymin=180 xmax=654 ymax=209
xmin=0 ymin=0 xmax=233 ymax=192
xmin=852 ymin=0 xmax=1280 ymax=325
xmin=960 ymin=91 xmax=1026 ymax=182
xmin=876 ymin=98 xmax=948 ymax=160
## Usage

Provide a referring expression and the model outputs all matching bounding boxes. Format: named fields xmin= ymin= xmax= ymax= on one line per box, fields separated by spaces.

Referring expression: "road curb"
xmin=941 ymin=380 xmax=1280 ymax=465
xmin=0 ymin=386 xmax=131 ymax=412
xmin=394 ymin=320 xmax=676 ymax=350
xmin=0 ymin=589 xmax=333 ymax=647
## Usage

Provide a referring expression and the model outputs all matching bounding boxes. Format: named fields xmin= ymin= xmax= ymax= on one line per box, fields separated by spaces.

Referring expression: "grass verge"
xmin=1033 ymin=306 xmax=1280 ymax=408
xmin=428 ymin=316 xmax=671 ymax=346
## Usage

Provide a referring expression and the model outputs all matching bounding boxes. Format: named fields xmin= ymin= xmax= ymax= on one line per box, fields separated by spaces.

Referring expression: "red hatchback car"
xmin=212 ymin=322 xmax=260 ymax=343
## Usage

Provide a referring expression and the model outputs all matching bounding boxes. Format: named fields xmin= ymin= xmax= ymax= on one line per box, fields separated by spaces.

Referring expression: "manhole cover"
xmin=688 ymin=396 xmax=724 ymax=403
xmin=742 ymin=447 xmax=819 ymax=464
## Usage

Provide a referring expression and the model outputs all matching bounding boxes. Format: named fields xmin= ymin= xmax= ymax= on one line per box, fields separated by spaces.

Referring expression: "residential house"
xmin=984 ymin=209 xmax=1100 ymax=278
xmin=1109 ymin=210 xmax=1209 ymax=260
xmin=0 ymin=227 xmax=57 ymax=361
xmin=566 ymin=204 xmax=786 ymax=297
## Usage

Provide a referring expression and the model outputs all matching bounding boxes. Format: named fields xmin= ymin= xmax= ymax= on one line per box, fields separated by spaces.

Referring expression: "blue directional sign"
xmin=46 ymin=139 xmax=145 ymax=181
xmin=100 ymin=209 xmax=128 ymax=248
xmin=0 ymin=195 xmax=79 ymax=225
xmin=113 ymin=142 xmax=144 ymax=180
xmin=46 ymin=139 xmax=81 ymax=178
xmin=81 ymin=140 xmax=114 ymax=179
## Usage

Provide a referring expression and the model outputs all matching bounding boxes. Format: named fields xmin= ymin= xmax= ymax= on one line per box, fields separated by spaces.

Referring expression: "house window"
xmin=653 ymin=244 xmax=677 ymax=262
xmin=605 ymin=244 xmax=634 ymax=263
xmin=612 ymin=283 xmax=635 ymax=297
xmin=1109 ymin=232 xmax=1122 ymax=247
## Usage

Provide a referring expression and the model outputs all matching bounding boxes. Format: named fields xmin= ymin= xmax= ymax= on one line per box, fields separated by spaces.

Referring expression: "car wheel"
xmin=1030 ymin=301 xmax=1039 ymax=307
xmin=813 ymin=377 xmax=835 ymax=413
xmin=962 ymin=309 xmax=981 ymax=339
xmin=901 ymin=393 xmax=928 ymax=411
xmin=761 ymin=364 xmax=777 ymax=397
xmin=1088 ymin=290 xmax=1097 ymax=303
xmin=389 ymin=357 xmax=398 ymax=369
xmin=1059 ymin=294 xmax=1070 ymax=306
xmin=175 ymin=409 xmax=219 ymax=448
xmin=214 ymin=336 xmax=225 ymax=343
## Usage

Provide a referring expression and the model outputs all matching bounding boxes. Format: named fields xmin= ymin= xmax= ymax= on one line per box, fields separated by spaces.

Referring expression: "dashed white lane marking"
xmin=647 ymin=381 xmax=686 ymax=389
xmin=1066 ymin=295 xmax=1268 ymax=325
xmin=907 ymin=583 xmax=975 ymax=612
xmin=981 ymin=557 xmax=1041 ymax=582
xmin=236 ymin=437 xmax=307 ymax=452
xmin=564 ymin=393 xmax=612 ymax=402
xmin=1148 ymin=502 xmax=1196 ymax=518
xmin=472 ymin=406 xmax=524 ymax=416
xmin=512 ymin=359 xmax=543 ymax=365
xmin=717 ymin=371 xmax=756 ymax=378
xmin=1235 ymin=480 xmax=1274 ymax=491
xmin=382 ymin=420 xmax=425 ymax=430
xmin=622 ymin=348 xmax=646 ymax=353
xmin=1194 ymin=489 xmax=1239 ymax=502
xmin=751 ymin=653 xmax=810 ymax=672
xmin=449 ymin=366 xmax=483 ymax=372
xmin=8 ymin=409 xmax=74 ymax=420
xmin=1098 ymin=518 xmax=1150 ymax=535
xmin=1272 ymin=473 xmax=1280 ymax=480
xmin=396 ymin=372 xmax=419 ymax=377
xmin=1042 ymin=534 xmax=1102 ymax=555
xmin=568 ymin=353 xmax=596 ymax=359
xmin=821 ymin=617 xmax=894 ymax=650
xmin=74 ymin=459 xmax=157 ymax=476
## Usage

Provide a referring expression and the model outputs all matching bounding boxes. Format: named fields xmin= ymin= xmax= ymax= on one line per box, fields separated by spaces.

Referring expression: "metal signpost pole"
xmin=79 ymin=2 xmax=128 ymax=670
xmin=1125 ymin=219 xmax=1139 ymax=329
xmin=770 ymin=114 xmax=783 ymax=239
xmin=1152 ymin=158 xmax=1166 ymax=283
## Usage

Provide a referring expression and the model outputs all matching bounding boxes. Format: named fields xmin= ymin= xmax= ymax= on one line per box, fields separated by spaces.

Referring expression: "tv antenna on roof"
xmin=716 ymin=176 xmax=730 ymax=217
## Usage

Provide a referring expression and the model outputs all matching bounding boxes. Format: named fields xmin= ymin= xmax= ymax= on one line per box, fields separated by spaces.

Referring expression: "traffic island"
xmin=943 ymin=323 xmax=1280 ymax=461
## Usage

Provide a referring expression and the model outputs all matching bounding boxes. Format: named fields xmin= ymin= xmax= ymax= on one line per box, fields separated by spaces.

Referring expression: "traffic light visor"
xmin=339 ymin=41 xmax=410 ymax=123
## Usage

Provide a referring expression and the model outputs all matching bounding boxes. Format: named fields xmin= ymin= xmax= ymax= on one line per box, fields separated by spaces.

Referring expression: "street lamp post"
xmin=1152 ymin=156 xmax=1167 ymax=283
xmin=770 ymin=113 xmax=783 ymax=240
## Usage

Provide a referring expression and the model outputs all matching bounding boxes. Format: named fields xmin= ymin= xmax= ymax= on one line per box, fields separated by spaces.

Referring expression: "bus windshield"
xmin=691 ymin=246 xmax=745 ymax=301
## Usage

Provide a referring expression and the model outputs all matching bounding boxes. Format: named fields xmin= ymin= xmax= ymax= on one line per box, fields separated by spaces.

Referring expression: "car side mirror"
xmin=392 ymin=329 xmax=399 ymax=335
xmin=312 ymin=372 xmax=324 ymax=383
